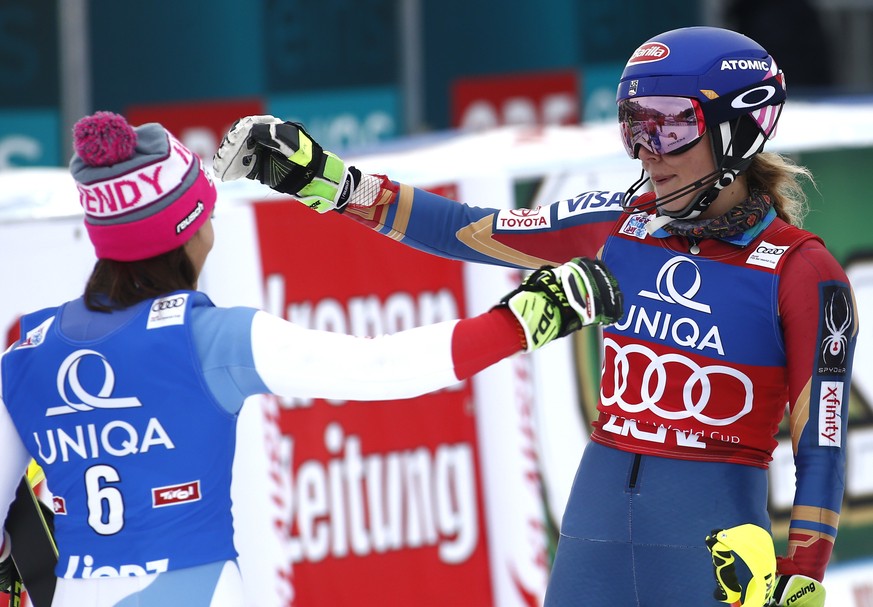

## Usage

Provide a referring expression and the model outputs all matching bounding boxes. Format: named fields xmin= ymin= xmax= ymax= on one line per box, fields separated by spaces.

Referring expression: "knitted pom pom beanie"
xmin=70 ymin=111 xmax=216 ymax=261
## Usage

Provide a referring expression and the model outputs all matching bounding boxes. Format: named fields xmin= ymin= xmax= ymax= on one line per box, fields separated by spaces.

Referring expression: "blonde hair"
xmin=744 ymin=152 xmax=814 ymax=227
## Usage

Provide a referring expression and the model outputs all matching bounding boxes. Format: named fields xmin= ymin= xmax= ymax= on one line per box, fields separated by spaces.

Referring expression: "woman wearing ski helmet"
xmin=215 ymin=26 xmax=857 ymax=607
xmin=617 ymin=26 xmax=788 ymax=222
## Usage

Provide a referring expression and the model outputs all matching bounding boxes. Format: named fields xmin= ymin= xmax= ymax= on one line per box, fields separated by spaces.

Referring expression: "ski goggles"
xmin=618 ymin=96 xmax=707 ymax=158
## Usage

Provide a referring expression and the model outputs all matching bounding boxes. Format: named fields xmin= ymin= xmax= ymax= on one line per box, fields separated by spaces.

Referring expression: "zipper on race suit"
xmin=628 ymin=453 xmax=642 ymax=489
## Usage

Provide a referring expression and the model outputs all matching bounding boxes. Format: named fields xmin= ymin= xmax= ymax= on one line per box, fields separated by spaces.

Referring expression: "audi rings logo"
xmin=601 ymin=339 xmax=753 ymax=426
xmin=755 ymin=245 xmax=785 ymax=256
xmin=147 ymin=293 xmax=189 ymax=330
xmin=47 ymin=349 xmax=143 ymax=416
xmin=152 ymin=297 xmax=186 ymax=312
xmin=746 ymin=240 xmax=790 ymax=269
xmin=638 ymin=257 xmax=712 ymax=314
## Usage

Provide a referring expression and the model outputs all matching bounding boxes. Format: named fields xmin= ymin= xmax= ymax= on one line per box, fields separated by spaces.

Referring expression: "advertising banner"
xmin=250 ymin=200 xmax=495 ymax=606
xmin=451 ymin=71 xmax=579 ymax=131
xmin=125 ymin=99 xmax=266 ymax=170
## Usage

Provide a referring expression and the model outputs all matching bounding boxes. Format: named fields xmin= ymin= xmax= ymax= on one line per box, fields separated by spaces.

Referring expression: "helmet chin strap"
xmin=622 ymin=119 xmax=768 ymax=219
xmin=621 ymin=164 xmax=739 ymax=220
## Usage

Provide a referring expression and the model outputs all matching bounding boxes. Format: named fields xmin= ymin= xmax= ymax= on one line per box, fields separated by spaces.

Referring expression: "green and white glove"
xmin=212 ymin=115 xmax=360 ymax=213
xmin=500 ymin=257 xmax=623 ymax=352
xmin=766 ymin=575 xmax=826 ymax=607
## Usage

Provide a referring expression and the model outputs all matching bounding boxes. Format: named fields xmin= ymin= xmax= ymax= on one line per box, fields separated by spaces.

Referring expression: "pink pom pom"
xmin=73 ymin=111 xmax=138 ymax=167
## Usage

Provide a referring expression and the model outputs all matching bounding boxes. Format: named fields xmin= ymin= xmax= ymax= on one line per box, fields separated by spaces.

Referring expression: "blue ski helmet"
xmin=617 ymin=27 xmax=787 ymax=218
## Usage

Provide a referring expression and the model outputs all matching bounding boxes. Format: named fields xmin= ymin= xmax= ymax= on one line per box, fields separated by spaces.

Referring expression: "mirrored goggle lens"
xmin=618 ymin=96 xmax=706 ymax=158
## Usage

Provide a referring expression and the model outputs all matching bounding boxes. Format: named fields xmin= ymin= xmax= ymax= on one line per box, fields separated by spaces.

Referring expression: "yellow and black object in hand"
xmin=705 ymin=524 xmax=777 ymax=607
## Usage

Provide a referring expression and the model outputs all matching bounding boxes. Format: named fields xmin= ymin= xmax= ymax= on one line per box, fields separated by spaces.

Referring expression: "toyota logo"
xmin=508 ymin=207 xmax=542 ymax=217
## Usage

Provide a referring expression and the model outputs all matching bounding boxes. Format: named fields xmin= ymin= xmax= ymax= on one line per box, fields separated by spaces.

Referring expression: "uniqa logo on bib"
xmin=47 ymin=349 xmax=142 ymax=416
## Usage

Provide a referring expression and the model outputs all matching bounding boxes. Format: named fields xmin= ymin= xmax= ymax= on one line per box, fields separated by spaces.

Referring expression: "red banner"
xmin=125 ymin=98 xmax=265 ymax=161
xmin=451 ymin=70 xmax=580 ymax=129
xmin=253 ymin=201 xmax=494 ymax=607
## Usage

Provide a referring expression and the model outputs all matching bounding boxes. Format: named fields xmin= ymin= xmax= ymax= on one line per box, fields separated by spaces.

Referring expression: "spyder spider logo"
xmin=820 ymin=287 xmax=853 ymax=370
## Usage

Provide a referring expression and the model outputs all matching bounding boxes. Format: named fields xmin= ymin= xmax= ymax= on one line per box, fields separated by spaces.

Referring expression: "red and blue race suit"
xmin=343 ymin=182 xmax=858 ymax=605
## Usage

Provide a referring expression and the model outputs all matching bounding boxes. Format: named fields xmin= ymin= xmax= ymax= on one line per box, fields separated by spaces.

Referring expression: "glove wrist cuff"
xmin=505 ymin=300 xmax=535 ymax=352
xmin=348 ymin=174 xmax=398 ymax=209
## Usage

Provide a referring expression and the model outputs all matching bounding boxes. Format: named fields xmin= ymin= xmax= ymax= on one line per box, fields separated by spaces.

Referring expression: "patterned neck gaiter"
xmin=662 ymin=192 xmax=772 ymax=240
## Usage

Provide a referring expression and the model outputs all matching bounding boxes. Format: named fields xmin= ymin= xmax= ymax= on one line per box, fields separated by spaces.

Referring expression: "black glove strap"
xmin=272 ymin=142 xmax=325 ymax=196
xmin=249 ymin=122 xmax=325 ymax=195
